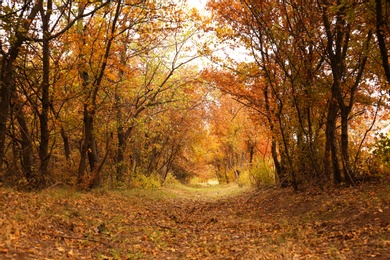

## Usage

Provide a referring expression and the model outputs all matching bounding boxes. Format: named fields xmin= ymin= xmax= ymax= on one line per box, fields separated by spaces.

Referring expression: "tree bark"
xmin=78 ymin=102 xmax=99 ymax=182
xmin=340 ymin=110 xmax=353 ymax=185
xmin=13 ymin=102 xmax=34 ymax=182
xmin=324 ymin=100 xmax=342 ymax=184
xmin=115 ymin=51 xmax=128 ymax=181
xmin=375 ymin=0 xmax=390 ymax=83
xmin=0 ymin=66 xmax=13 ymax=172
xmin=38 ymin=0 xmax=53 ymax=186
xmin=60 ymin=127 xmax=71 ymax=160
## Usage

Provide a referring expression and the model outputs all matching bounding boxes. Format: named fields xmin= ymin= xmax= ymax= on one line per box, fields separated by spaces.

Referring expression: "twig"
xmin=46 ymin=182 xmax=64 ymax=190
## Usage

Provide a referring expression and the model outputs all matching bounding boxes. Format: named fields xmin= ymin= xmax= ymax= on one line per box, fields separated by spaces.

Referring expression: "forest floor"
xmin=1 ymin=178 xmax=390 ymax=260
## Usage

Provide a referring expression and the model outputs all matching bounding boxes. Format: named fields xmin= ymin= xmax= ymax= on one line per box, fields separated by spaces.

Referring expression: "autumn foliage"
xmin=1 ymin=2 xmax=390 ymax=259
xmin=0 ymin=0 xmax=389 ymax=190
xmin=205 ymin=0 xmax=390 ymax=189
xmin=0 ymin=0 xmax=211 ymax=188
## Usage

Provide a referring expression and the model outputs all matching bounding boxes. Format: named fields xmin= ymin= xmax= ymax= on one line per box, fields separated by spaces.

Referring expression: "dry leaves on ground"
xmin=0 ymin=181 xmax=389 ymax=259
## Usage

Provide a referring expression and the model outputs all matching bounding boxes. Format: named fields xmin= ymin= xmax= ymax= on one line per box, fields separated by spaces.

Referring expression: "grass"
xmin=114 ymin=181 xmax=252 ymax=202
xmin=162 ymin=182 xmax=252 ymax=200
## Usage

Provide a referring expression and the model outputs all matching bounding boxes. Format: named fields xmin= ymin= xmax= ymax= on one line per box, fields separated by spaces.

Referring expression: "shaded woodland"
xmin=0 ymin=0 xmax=390 ymax=190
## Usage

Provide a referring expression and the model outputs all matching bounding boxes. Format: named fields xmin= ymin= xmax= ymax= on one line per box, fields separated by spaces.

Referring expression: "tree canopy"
xmin=0 ymin=0 xmax=389 ymax=190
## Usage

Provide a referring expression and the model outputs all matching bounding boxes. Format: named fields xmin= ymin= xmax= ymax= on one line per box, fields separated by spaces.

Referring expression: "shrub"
xmin=129 ymin=172 xmax=161 ymax=189
xmin=249 ymin=160 xmax=276 ymax=189
xmin=163 ymin=172 xmax=180 ymax=185
xmin=373 ymin=133 xmax=390 ymax=167
xmin=236 ymin=169 xmax=251 ymax=187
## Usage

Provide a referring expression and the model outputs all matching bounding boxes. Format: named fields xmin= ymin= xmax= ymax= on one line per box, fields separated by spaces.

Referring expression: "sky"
xmin=187 ymin=0 xmax=206 ymax=10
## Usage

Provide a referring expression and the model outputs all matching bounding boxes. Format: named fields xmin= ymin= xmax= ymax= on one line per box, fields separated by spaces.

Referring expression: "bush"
xmin=129 ymin=173 xmax=161 ymax=189
xmin=249 ymin=160 xmax=276 ymax=189
xmin=163 ymin=172 xmax=180 ymax=185
xmin=373 ymin=133 xmax=390 ymax=169
xmin=236 ymin=169 xmax=251 ymax=187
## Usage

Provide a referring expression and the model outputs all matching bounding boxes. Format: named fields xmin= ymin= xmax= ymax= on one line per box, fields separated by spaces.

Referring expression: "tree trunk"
xmin=88 ymin=131 xmax=99 ymax=172
xmin=248 ymin=140 xmax=254 ymax=165
xmin=263 ymin=85 xmax=286 ymax=187
xmin=60 ymin=127 xmax=71 ymax=160
xmin=38 ymin=1 xmax=52 ymax=186
xmin=78 ymin=106 xmax=89 ymax=183
xmin=0 ymin=72 xmax=12 ymax=173
xmin=85 ymin=0 xmax=122 ymax=187
xmin=115 ymin=51 xmax=128 ymax=181
xmin=271 ymin=138 xmax=284 ymax=186
xmin=14 ymin=103 xmax=34 ymax=182
xmin=78 ymin=102 xmax=99 ymax=183
xmin=375 ymin=0 xmax=390 ymax=83
xmin=116 ymin=125 xmax=127 ymax=180
xmin=324 ymin=100 xmax=342 ymax=184
xmin=340 ymin=110 xmax=353 ymax=185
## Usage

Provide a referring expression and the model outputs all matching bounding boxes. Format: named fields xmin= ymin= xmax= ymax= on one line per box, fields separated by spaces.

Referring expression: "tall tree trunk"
xmin=78 ymin=0 xmax=122 ymax=187
xmin=263 ymin=85 xmax=286 ymax=187
xmin=76 ymin=3 xmax=90 ymax=184
xmin=321 ymin=1 xmax=371 ymax=186
xmin=78 ymin=102 xmax=99 ymax=182
xmin=277 ymin=114 xmax=298 ymax=191
xmin=87 ymin=127 xmax=99 ymax=172
xmin=38 ymin=0 xmax=52 ymax=186
xmin=13 ymin=102 xmax=34 ymax=182
xmin=116 ymin=123 xmax=127 ymax=181
xmin=324 ymin=100 xmax=342 ymax=184
xmin=248 ymin=140 xmax=254 ymax=165
xmin=375 ymin=0 xmax=390 ymax=83
xmin=271 ymin=138 xmax=285 ymax=186
xmin=60 ymin=127 xmax=71 ymax=160
xmin=321 ymin=1 xmax=351 ymax=184
xmin=115 ymin=52 xmax=127 ymax=181
xmin=340 ymin=110 xmax=353 ymax=185
xmin=0 ymin=70 xmax=12 ymax=173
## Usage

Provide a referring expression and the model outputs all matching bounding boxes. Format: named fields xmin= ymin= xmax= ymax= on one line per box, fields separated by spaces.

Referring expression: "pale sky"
xmin=187 ymin=0 xmax=206 ymax=10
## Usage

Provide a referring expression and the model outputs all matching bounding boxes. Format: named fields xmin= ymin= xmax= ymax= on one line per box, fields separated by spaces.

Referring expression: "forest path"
xmin=1 ymin=181 xmax=389 ymax=259
xmin=158 ymin=182 xmax=252 ymax=201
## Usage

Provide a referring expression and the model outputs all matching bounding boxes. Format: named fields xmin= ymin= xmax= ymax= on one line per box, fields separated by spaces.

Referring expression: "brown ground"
xmin=0 ymin=179 xmax=389 ymax=259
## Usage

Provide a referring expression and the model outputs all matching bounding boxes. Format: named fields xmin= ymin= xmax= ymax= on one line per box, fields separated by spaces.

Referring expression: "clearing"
xmin=1 ymin=180 xmax=389 ymax=259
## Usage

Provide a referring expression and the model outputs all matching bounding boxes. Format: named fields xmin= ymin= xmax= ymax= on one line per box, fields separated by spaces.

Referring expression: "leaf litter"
xmin=0 ymin=180 xmax=389 ymax=259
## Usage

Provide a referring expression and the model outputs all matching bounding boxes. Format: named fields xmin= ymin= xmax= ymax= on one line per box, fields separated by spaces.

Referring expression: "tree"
xmin=109 ymin=3 xmax=204 ymax=183
xmin=1 ymin=0 xmax=109 ymax=186
xmin=320 ymin=0 xmax=373 ymax=184
xmin=206 ymin=0 xmax=388 ymax=188
xmin=0 ymin=0 xmax=40 ymax=178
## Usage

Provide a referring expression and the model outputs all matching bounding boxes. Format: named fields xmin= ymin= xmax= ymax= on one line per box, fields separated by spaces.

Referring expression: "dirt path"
xmin=1 ymin=182 xmax=389 ymax=259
